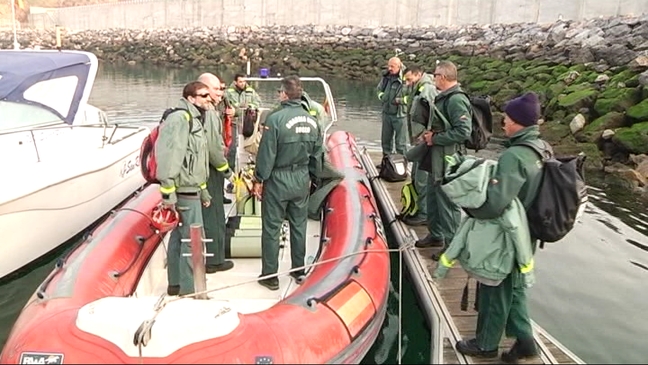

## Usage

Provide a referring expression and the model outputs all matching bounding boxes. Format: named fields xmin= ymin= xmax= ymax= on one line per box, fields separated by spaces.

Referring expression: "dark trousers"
xmin=202 ymin=167 xmax=226 ymax=266
xmin=476 ymin=271 xmax=534 ymax=350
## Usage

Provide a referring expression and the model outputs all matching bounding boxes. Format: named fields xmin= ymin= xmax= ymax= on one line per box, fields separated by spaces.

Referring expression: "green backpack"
xmin=399 ymin=182 xmax=418 ymax=217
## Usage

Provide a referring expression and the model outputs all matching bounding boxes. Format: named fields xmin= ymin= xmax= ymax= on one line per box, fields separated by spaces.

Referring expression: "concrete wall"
xmin=30 ymin=0 xmax=648 ymax=30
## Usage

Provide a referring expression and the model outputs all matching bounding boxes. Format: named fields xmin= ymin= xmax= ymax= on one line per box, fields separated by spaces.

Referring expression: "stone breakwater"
xmin=2 ymin=14 xmax=648 ymax=194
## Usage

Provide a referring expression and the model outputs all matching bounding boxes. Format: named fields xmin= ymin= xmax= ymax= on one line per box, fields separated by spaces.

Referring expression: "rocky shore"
xmin=2 ymin=14 xmax=648 ymax=195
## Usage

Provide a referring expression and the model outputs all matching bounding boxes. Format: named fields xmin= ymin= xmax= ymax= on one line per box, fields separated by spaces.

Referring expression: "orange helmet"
xmin=151 ymin=204 xmax=180 ymax=233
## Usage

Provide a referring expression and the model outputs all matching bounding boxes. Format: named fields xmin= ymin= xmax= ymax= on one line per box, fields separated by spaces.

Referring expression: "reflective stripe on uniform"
xmin=160 ymin=186 xmax=176 ymax=194
xmin=216 ymin=163 xmax=230 ymax=172
xmin=519 ymin=258 xmax=534 ymax=274
xmin=439 ymin=253 xmax=455 ymax=268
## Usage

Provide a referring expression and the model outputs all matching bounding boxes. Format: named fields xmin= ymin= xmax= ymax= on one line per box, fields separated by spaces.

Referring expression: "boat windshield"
xmin=0 ymin=101 xmax=64 ymax=132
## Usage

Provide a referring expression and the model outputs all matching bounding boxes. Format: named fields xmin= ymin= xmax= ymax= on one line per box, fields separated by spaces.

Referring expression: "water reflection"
xmin=1 ymin=62 xmax=647 ymax=364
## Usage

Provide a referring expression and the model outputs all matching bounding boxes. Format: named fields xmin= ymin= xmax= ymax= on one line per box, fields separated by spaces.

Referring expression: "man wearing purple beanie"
xmin=455 ymin=92 xmax=546 ymax=363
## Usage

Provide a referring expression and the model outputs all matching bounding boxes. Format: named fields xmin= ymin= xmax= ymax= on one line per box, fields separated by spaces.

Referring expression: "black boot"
xmin=258 ymin=275 xmax=279 ymax=291
xmin=501 ymin=338 xmax=538 ymax=363
xmin=456 ymin=338 xmax=498 ymax=358
xmin=206 ymin=261 xmax=234 ymax=273
xmin=290 ymin=269 xmax=306 ymax=284
xmin=167 ymin=285 xmax=180 ymax=296
xmin=415 ymin=234 xmax=444 ymax=248
xmin=401 ymin=215 xmax=427 ymax=226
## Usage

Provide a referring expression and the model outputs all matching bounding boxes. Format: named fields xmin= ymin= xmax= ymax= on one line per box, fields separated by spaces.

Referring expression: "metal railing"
xmin=244 ymin=76 xmax=338 ymax=141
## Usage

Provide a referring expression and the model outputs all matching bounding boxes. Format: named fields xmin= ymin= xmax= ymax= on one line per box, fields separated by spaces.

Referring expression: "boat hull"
xmin=0 ymin=131 xmax=390 ymax=364
xmin=0 ymin=142 xmax=146 ymax=279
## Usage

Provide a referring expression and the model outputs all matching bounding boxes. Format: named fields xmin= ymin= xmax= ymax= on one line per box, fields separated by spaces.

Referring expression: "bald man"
xmin=197 ymin=72 xmax=234 ymax=273
xmin=376 ymin=57 xmax=408 ymax=156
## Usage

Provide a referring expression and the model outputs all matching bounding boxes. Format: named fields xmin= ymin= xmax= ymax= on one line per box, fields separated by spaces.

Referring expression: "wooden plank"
xmin=366 ymin=150 xmax=583 ymax=364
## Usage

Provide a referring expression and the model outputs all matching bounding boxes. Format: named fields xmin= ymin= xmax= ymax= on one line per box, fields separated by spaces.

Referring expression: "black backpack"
xmin=242 ymin=107 xmax=259 ymax=138
xmin=519 ymin=141 xmax=588 ymax=248
xmin=444 ymin=92 xmax=493 ymax=152
xmin=379 ymin=154 xmax=408 ymax=182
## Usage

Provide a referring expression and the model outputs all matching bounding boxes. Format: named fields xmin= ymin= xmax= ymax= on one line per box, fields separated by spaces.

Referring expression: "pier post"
xmin=182 ymin=224 xmax=212 ymax=299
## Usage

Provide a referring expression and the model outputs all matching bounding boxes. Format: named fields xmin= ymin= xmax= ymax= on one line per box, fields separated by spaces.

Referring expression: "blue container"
xmin=259 ymin=68 xmax=270 ymax=78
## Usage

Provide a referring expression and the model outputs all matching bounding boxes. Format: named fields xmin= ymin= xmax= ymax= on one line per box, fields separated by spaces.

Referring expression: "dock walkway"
xmin=361 ymin=149 xmax=584 ymax=365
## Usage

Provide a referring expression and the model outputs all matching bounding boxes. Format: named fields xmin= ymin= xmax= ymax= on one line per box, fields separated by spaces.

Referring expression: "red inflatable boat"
xmin=0 ymin=131 xmax=390 ymax=364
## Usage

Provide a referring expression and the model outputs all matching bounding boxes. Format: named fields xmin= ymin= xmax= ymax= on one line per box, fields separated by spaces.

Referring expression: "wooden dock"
xmin=363 ymin=150 xmax=584 ymax=365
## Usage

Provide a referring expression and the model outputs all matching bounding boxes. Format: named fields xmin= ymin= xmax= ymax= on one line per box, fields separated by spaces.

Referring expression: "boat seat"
xmin=76 ymin=296 xmax=240 ymax=358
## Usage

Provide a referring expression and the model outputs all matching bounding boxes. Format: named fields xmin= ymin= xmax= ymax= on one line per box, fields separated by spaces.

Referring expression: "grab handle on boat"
xmin=111 ymin=235 xmax=147 ymax=279
xmin=36 ymin=258 xmax=65 ymax=300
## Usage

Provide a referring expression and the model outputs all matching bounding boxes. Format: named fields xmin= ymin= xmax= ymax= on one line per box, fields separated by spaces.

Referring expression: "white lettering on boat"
xmin=119 ymin=155 xmax=140 ymax=178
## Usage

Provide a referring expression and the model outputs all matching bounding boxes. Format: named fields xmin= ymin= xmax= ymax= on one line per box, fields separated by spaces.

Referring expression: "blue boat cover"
xmin=0 ymin=50 xmax=93 ymax=124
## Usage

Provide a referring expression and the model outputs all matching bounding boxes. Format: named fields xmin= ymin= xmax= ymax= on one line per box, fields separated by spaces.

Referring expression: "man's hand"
xmin=162 ymin=192 xmax=177 ymax=210
xmin=200 ymin=189 xmax=212 ymax=208
xmin=252 ymin=182 xmax=263 ymax=201
xmin=422 ymin=130 xmax=435 ymax=146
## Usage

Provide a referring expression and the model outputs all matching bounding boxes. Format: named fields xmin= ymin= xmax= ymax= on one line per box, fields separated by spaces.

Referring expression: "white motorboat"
xmin=0 ymin=49 xmax=150 ymax=279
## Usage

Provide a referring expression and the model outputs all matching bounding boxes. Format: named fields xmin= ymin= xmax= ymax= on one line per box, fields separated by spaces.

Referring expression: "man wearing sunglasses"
xmin=155 ymin=80 xmax=216 ymax=296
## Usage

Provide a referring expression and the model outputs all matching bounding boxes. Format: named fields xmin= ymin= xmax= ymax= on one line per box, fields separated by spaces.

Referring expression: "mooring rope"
xmin=132 ymin=243 xmax=416 ymax=359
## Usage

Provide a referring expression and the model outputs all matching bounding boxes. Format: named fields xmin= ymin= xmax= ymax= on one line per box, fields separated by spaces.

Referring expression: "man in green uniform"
xmin=197 ymin=73 xmax=234 ymax=273
xmin=376 ymin=57 xmax=407 ymax=156
xmin=252 ymin=75 xmax=323 ymax=291
xmin=224 ymin=73 xmax=263 ymax=169
xmin=301 ymin=91 xmax=329 ymax=133
xmin=456 ymin=92 xmax=543 ymax=363
xmin=156 ymin=81 xmax=213 ymax=296
xmin=401 ymin=65 xmax=438 ymax=227
xmin=416 ymin=61 xmax=471 ymax=250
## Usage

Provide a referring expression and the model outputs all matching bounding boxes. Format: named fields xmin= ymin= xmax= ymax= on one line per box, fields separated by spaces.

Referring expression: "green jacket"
xmin=406 ymin=73 xmax=438 ymax=141
xmin=426 ymin=84 xmax=473 ymax=181
xmin=434 ymin=154 xmax=535 ymax=287
xmin=155 ymin=98 xmax=209 ymax=194
xmin=203 ymin=108 xmax=231 ymax=174
xmin=301 ymin=91 xmax=329 ymax=133
xmin=254 ymin=99 xmax=324 ymax=183
xmin=224 ymin=82 xmax=262 ymax=120
xmin=466 ymin=126 xmax=544 ymax=220
xmin=376 ymin=70 xmax=406 ymax=117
